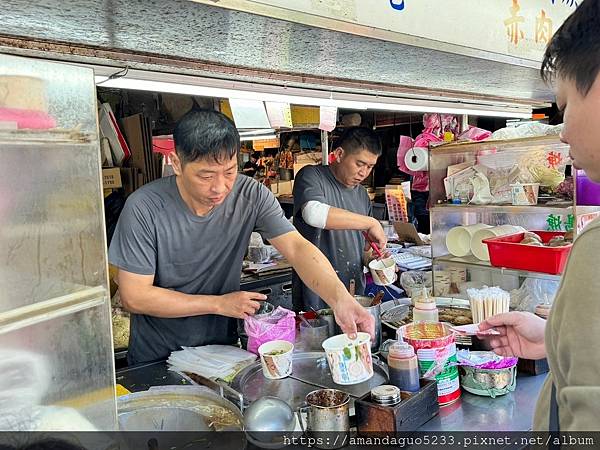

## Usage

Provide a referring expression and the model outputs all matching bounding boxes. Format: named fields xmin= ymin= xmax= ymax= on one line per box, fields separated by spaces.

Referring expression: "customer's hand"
xmin=217 ymin=291 xmax=267 ymax=319
xmin=333 ymin=295 xmax=375 ymax=340
xmin=478 ymin=311 xmax=547 ymax=360
xmin=364 ymin=218 xmax=388 ymax=254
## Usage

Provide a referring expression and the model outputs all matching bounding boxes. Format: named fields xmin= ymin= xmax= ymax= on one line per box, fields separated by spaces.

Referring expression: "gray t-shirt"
xmin=292 ymin=164 xmax=372 ymax=311
xmin=109 ymin=175 xmax=294 ymax=364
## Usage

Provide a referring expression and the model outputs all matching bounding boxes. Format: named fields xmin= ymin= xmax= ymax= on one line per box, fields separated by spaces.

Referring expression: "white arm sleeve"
xmin=301 ymin=200 xmax=331 ymax=229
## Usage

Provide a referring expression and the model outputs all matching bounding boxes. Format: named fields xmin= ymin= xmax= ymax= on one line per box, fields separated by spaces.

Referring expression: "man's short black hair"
xmin=541 ymin=0 xmax=600 ymax=95
xmin=334 ymin=127 xmax=382 ymax=157
xmin=173 ymin=109 xmax=240 ymax=164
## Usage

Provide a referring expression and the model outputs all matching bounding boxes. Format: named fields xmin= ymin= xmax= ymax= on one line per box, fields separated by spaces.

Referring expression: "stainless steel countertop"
xmin=419 ymin=374 xmax=547 ymax=431
xmin=117 ymin=361 xmax=547 ymax=432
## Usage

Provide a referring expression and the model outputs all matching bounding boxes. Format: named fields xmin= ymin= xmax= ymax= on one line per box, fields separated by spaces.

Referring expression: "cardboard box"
xmin=103 ymin=168 xmax=122 ymax=189
xmin=271 ymin=180 xmax=294 ymax=196
xmin=295 ymin=152 xmax=322 ymax=164
xmin=293 ymin=162 xmax=314 ymax=176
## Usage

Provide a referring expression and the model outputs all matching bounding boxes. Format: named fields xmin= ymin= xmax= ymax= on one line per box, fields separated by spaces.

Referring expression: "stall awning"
xmin=0 ymin=0 xmax=568 ymax=110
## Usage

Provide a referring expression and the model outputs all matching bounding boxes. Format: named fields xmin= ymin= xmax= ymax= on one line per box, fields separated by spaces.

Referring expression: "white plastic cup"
xmin=322 ymin=333 xmax=373 ymax=385
xmin=258 ymin=340 xmax=294 ymax=379
xmin=470 ymin=225 xmax=526 ymax=261
xmin=446 ymin=224 xmax=491 ymax=257
xmin=368 ymin=257 xmax=397 ymax=286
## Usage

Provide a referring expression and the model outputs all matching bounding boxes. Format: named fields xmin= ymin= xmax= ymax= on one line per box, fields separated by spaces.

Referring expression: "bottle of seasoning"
xmin=388 ymin=341 xmax=421 ymax=393
xmin=371 ymin=385 xmax=401 ymax=406
xmin=412 ymin=289 xmax=438 ymax=322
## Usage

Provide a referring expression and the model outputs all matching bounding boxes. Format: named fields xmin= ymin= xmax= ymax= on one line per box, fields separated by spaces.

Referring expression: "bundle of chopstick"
xmin=466 ymin=286 xmax=510 ymax=324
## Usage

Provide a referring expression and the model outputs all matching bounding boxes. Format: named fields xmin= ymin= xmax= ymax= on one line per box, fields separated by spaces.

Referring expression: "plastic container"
xmin=446 ymin=224 xmax=491 ymax=257
xmin=470 ymin=225 xmax=526 ymax=261
xmin=412 ymin=292 xmax=439 ymax=322
xmin=483 ymin=231 xmax=572 ymax=275
xmin=387 ymin=342 xmax=420 ymax=393
xmin=576 ymin=169 xmax=600 ymax=205
xmin=398 ymin=323 xmax=461 ymax=405
xmin=459 ymin=365 xmax=517 ymax=398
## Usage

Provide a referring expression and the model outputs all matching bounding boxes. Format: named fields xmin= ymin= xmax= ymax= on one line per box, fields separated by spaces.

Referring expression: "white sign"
xmin=202 ymin=0 xmax=577 ymax=63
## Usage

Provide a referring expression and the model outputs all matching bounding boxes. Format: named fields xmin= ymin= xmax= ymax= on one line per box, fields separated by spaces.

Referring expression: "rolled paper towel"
xmin=404 ymin=147 xmax=429 ymax=171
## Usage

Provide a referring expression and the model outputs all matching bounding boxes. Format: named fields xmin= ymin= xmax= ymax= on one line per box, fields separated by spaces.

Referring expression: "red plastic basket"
xmin=482 ymin=231 xmax=572 ymax=275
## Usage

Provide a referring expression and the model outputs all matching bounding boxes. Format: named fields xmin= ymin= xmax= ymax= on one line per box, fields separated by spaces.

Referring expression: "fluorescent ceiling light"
xmin=93 ymin=70 xmax=532 ymax=119
xmin=239 ymin=129 xmax=276 ymax=136
xmin=240 ymin=134 xmax=277 ymax=141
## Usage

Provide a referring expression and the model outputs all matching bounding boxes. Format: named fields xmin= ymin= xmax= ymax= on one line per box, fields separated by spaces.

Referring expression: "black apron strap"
xmin=549 ymin=382 xmax=561 ymax=449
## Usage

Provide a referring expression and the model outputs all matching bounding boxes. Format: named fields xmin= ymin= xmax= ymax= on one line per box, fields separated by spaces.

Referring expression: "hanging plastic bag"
xmin=244 ymin=307 xmax=296 ymax=355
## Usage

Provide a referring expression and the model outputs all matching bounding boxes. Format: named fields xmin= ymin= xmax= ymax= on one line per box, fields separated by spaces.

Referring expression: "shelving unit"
xmin=428 ymin=135 xmax=600 ymax=295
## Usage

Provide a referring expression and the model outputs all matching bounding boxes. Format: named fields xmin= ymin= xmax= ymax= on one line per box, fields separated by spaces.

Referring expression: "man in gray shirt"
xmin=293 ymin=127 xmax=387 ymax=311
xmin=109 ymin=109 xmax=374 ymax=364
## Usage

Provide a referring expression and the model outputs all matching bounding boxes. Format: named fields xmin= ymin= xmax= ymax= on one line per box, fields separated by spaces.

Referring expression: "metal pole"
xmin=321 ymin=130 xmax=329 ymax=165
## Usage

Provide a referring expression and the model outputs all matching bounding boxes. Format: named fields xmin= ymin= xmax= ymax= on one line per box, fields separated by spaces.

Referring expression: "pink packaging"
xmin=244 ymin=306 xmax=296 ymax=355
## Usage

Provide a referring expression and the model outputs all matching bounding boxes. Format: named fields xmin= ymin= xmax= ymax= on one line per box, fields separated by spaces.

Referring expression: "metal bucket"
xmin=298 ymin=389 xmax=350 ymax=449
xmin=354 ymin=295 xmax=382 ymax=353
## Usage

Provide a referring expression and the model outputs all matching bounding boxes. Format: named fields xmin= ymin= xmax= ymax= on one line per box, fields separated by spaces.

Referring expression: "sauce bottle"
xmin=388 ymin=341 xmax=421 ymax=393
xmin=412 ymin=289 xmax=438 ymax=322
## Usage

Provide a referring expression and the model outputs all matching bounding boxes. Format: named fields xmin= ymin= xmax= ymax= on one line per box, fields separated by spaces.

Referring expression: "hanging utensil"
xmin=349 ymin=279 xmax=356 ymax=296
xmin=362 ymin=231 xmax=384 ymax=259
xmin=370 ymin=291 xmax=385 ymax=307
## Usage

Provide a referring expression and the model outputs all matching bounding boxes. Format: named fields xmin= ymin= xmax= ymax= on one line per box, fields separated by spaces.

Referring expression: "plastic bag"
xmin=458 ymin=126 xmax=492 ymax=142
xmin=247 ymin=232 xmax=271 ymax=263
xmin=244 ymin=306 xmax=296 ymax=355
xmin=400 ymin=271 xmax=432 ymax=298
xmin=509 ymin=278 xmax=560 ymax=312
xmin=457 ymin=350 xmax=518 ymax=369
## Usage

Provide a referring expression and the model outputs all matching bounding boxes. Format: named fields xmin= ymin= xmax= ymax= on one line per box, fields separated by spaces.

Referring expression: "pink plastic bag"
xmin=244 ymin=307 xmax=296 ymax=355
xmin=458 ymin=126 xmax=492 ymax=142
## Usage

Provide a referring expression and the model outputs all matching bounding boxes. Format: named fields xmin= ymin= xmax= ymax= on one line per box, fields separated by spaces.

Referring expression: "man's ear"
xmin=171 ymin=152 xmax=183 ymax=176
xmin=333 ymin=147 xmax=344 ymax=162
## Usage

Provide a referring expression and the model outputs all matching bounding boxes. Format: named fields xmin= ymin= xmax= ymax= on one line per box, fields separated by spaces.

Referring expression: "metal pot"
xmin=297 ymin=389 xmax=349 ymax=450
xmin=279 ymin=168 xmax=293 ymax=181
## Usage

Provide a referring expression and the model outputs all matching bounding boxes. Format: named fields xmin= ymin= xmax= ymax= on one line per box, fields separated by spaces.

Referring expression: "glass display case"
xmin=0 ymin=54 xmax=117 ymax=430
xmin=428 ymin=135 xmax=600 ymax=294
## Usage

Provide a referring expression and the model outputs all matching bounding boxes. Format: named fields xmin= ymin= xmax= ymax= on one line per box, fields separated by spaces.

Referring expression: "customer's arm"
xmin=270 ymin=230 xmax=375 ymax=338
xmin=116 ymin=269 xmax=266 ymax=319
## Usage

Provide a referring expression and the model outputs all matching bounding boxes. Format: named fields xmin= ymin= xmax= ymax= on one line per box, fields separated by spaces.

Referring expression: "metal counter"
xmin=116 ymin=360 xmax=547 ymax=432
xmin=240 ymin=270 xmax=292 ymax=292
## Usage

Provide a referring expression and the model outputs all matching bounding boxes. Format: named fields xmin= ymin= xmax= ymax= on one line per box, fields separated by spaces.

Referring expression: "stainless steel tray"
xmin=230 ymin=352 xmax=388 ymax=410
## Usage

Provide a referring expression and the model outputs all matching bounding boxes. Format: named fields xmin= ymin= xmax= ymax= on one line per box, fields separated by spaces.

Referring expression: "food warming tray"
xmin=230 ymin=352 xmax=388 ymax=410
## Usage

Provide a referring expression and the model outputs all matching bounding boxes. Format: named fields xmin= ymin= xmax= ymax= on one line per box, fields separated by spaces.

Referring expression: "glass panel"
xmin=0 ymin=54 xmax=98 ymax=134
xmin=0 ymin=302 xmax=117 ymax=430
xmin=430 ymin=208 xmax=572 ymax=259
xmin=429 ymin=136 xmax=570 ymax=206
xmin=0 ymin=140 xmax=107 ymax=311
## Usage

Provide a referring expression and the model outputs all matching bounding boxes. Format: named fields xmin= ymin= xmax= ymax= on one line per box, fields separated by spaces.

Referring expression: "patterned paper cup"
xmin=368 ymin=257 xmax=397 ymax=286
xmin=258 ymin=340 xmax=293 ymax=379
xmin=322 ymin=333 xmax=373 ymax=385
